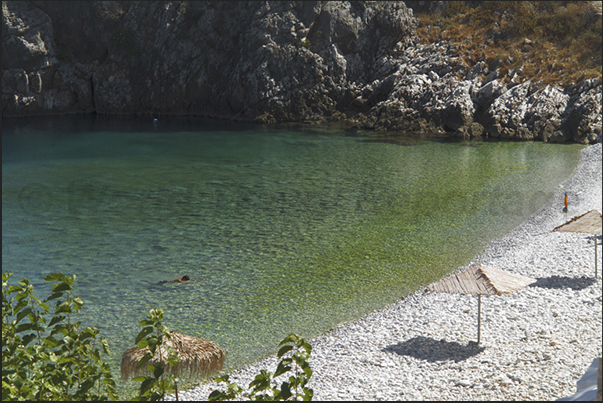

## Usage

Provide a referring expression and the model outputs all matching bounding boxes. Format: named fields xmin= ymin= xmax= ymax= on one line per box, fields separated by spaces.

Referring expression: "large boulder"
xmin=482 ymin=78 xmax=602 ymax=143
xmin=560 ymin=79 xmax=602 ymax=144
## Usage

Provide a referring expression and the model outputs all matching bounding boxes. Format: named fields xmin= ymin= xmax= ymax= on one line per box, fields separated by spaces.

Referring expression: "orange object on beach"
xmin=563 ymin=192 xmax=568 ymax=213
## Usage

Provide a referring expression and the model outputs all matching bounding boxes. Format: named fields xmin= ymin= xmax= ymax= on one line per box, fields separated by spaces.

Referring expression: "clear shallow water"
xmin=2 ymin=116 xmax=583 ymax=391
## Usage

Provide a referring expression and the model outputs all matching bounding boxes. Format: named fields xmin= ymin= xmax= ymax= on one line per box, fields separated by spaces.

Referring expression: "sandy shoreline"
xmin=175 ymin=143 xmax=602 ymax=401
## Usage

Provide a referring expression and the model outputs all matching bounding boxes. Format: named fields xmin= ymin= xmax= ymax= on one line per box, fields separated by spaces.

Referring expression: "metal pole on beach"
xmin=477 ymin=294 xmax=481 ymax=345
xmin=595 ymin=235 xmax=599 ymax=278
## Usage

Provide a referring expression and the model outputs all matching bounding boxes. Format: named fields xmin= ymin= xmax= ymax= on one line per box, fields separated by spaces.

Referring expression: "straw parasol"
xmin=120 ymin=330 xmax=226 ymax=380
xmin=425 ymin=264 xmax=536 ymax=345
xmin=553 ymin=209 xmax=602 ymax=278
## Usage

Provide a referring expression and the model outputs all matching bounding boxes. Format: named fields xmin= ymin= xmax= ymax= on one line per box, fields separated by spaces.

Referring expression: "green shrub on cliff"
xmin=416 ymin=1 xmax=602 ymax=86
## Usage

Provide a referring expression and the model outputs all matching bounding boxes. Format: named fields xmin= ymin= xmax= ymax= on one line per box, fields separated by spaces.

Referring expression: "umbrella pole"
xmin=477 ymin=294 xmax=481 ymax=345
xmin=595 ymin=235 xmax=598 ymax=279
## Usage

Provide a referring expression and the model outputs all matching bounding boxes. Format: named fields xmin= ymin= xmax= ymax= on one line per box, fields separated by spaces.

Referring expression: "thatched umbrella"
xmin=553 ymin=210 xmax=602 ymax=278
xmin=425 ymin=264 xmax=536 ymax=345
xmin=120 ymin=331 xmax=226 ymax=380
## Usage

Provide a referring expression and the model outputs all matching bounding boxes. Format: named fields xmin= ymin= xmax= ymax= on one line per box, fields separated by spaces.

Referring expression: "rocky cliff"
xmin=2 ymin=1 xmax=601 ymax=143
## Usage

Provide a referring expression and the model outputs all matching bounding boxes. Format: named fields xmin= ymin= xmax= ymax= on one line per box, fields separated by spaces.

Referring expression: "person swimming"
xmin=157 ymin=275 xmax=191 ymax=285
xmin=167 ymin=275 xmax=190 ymax=283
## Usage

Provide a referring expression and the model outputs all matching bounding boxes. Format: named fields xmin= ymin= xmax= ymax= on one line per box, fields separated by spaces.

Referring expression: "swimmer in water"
xmin=167 ymin=275 xmax=190 ymax=283
xmin=157 ymin=275 xmax=191 ymax=284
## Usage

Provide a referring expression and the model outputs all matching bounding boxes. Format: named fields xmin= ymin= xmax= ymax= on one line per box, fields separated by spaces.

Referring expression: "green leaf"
xmin=214 ymin=375 xmax=230 ymax=383
xmin=249 ymin=370 xmax=271 ymax=391
xmin=301 ymin=340 xmax=312 ymax=354
xmin=166 ymin=352 xmax=181 ymax=367
xmin=274 ymin=361 xmax=292 ymax=378
xmin=58 ymin=355 xmax=75 ymax=364
xmin=279 ymin=381 xmax=292 ymax=400
xmin=62 ymin=335 xmax=75 ymax=346
xmin=277 ymin=344 xmax=294 ymax=358
xmin=153 ymin=365 xmax=164 ymax=379
xmin=279 ymin=333 xmax=299 ymax=346
xmin=135 ymin=327 xmax=154 ymax=345
xmin=100 ymin=337 xmax=111 ymax=355
xmin=55 ymin=301 xmax=72 ymax=314
xmin=21 ymin=333 xmax=37 ymax=346
xmin=158 ymin=325 xmax=171 ymax=337
xmin=302 ymin=387 xmax=314 ymax=400
xmin=73 ymin=296 xmax=84 ymax=309
xmin=51 ymin=282 xmax=72 ymax=293
xmin=37 ymin=301 xmax=50 ymax=312
xmin=227 ymin=382 xmax=244 ymax=395
xmin=49 ymin=324 xmax=68 ymax=337
xmin=140 ymin=377 xmax=156 ymax=394
xmin=279 ymin=357 xmax=293 ymax=366
xmin=43 ymin=336 xmax=60 ymax=348
xmin=78 ymin=379 xmax=95 ymax=395
xmin=7 ymin=284 xmax=24 ymax=293
xmin=146 ymin=336 xmax=159 ymax=352
xmin=208 ymin=390 xmax=229 ymax=401
xmin=44 ymin=273 xmax=73 ymax=284
xmin=80 ymin=327 xmax=97 ymax=340
xmin=15 ymin=291 xmax=29 ymax=301
xmin=15 ymin=323 xmax=33 ymax=333
xmin=44 ymin=292 xmax=64 ymax=302
xmin=13 ymin=299 xmax=28 ymax=314
xmin=148 ymin=308 xmax=163 ymax=322
xmin=293 ymin=353 xmax=308 ymax=365
xmin=135 ymin=354 xmax=152 ymax=371
xmin=15 ymin=307 xmax=33 ymax=324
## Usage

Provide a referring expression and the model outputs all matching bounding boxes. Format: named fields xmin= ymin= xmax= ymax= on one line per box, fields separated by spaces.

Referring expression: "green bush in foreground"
xmin=2 ymin=271 xmax=314 ymax=401
xmin=208 ymin=333 xmax=313 ymax=401
xmin=2 ymin=271 xmax=117 ymax=401
xmin=130 ymin=308 xmax=181 ymax=401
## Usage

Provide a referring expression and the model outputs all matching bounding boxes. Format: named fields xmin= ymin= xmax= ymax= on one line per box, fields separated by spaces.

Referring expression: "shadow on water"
xmin=357 ymin=131 xmax=505 ymax=147
xmin=143 ymin=279 xmax=201 ymax=290
xmin=382 ymin=335 xmax=485 ymax=362
xmin=529 ymin=275 xmax=596 ymax=290
xmin=2 ymin=114 xmax=262 ymax=134
xmin=359 ymin=136 xmax=426 ymax=146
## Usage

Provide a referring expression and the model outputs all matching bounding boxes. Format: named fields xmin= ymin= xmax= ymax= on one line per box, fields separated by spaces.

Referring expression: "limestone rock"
xmin=2 ymin=1 xmax=56 ymax=71
xmin=2 ymin=1 xmax=601 ymax=143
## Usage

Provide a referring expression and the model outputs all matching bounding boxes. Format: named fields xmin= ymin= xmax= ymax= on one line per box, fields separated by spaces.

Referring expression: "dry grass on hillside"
xmin=415 ymin=1 xmax=602 ymax=88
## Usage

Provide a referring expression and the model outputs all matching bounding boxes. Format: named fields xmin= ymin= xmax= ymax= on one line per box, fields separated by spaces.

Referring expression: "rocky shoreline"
xmin=172 ymin=143 xmax=601 ymax=401
xmin=3 ymin=1 xmax=601 ymax=143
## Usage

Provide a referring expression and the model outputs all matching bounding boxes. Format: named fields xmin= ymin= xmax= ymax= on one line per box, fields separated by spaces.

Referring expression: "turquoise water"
xmin=2 ymin=116 xmax=583 ymax=391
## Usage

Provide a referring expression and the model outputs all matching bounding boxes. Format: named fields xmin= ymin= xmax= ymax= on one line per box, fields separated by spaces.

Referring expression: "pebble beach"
xmin=175 ymin=143 xmax=602 ymax=401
